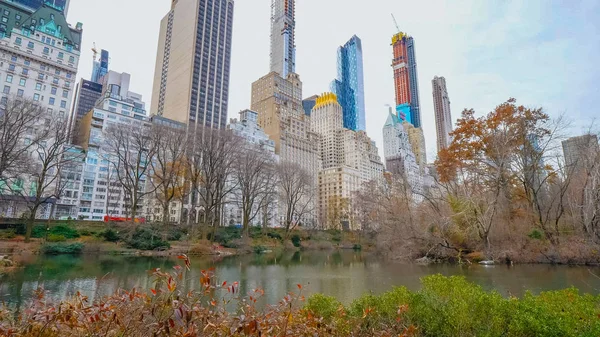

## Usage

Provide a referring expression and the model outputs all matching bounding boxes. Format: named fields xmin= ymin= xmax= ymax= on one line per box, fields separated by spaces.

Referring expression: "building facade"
xmin=74 ymin=71 xmax=150 ymax=221
xmin=311 ymin=93 xmax=383 ymax=229
xmin=391 ymin=32 xmax=421 ymax=128
xmin=432 ymin=76 xmax=452 ymax=153
xmin=91 ymin=48 xmax=108 ymax=83
xmin=69 ymin=78 xmax=102 ymax=141
xmin=151 ymin=0 xmax=234 ymax=129
xmin=0 ymin=1 xmax=81 ymax=118
xmin=383 ymin=108 xmax=422 ymax=201
xmin=562 ymin=134 xmax=599 ymax=175
xmin=330 ymin=35 xmax=366 ymax=132
xmin=270 ymin=0 xmax=295 ymax=78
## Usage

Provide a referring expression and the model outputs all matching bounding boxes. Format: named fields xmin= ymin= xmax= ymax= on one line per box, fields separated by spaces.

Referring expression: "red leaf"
xmin=297 ymin=284 xmax=302 ymax=290
xmin=169 ymin=318 xmax=175 ymax=328
xmin=150 ymin=289 xmax=157 ymax=295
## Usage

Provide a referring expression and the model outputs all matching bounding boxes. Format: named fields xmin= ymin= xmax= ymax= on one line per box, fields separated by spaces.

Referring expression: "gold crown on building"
xmin=315 ymin=92 xmax=338 ymax=108
xmin=391 ymin=32 xmax=409 ymax=45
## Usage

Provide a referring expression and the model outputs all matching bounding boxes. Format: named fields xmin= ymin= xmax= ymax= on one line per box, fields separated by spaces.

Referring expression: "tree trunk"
xmin=162 ymin=202 xmax=170 ymax=225
xmin=24 ymin=205 xmax=39 ymax=243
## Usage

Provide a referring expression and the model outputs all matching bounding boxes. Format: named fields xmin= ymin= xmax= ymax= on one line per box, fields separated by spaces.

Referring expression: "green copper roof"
xmin=0 ymin=1 xmax=81 ymax=51
xmin=384 ymin=111 xmax=400 ymax=128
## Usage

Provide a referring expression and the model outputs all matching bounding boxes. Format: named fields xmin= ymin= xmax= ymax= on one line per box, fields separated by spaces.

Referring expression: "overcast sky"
xmin=68 ymin=0 xmax=600 ymax=161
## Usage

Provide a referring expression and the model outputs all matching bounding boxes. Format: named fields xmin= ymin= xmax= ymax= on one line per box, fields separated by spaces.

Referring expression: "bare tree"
xmin=104 ymin=123 xmax=158 ymax=222
xmin=14 ymin=113 xmax=84 ymax=242
xmin=232 ymin=143 xmax=276 ymax=238
xmin=0 ymin=97 xmax=46 ymax=185
xmin=277 ymin=162 xmax=314 ymax=239
xmin=150 ymin=124 xmax=187 ymax=224
xmin=186 ymin=126 xmax=241 ymax=240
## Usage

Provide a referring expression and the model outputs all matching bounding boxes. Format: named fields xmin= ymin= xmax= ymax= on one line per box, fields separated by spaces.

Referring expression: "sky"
xmin=68 ymin=0 xmax=600 ymax=161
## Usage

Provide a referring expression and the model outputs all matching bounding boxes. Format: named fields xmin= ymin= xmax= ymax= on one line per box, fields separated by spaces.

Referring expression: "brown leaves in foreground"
xmin=0 ymin=255 xmax=416 ymax=337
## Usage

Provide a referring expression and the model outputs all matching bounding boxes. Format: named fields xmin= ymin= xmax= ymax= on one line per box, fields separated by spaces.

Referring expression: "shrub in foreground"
xmin=1 ymin=265 xmax=598 ymax=337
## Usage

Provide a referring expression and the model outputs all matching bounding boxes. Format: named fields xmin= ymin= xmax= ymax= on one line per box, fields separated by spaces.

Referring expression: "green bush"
xmin=47 ymin=234 xmax=66 ymax=242
xmin=327 ymin=229 xmax=342 ymax=243
xmin=305 ymin=275 xmax=600 ymax=337
xmin=291 ymin=234 xmax=301 ymax=247
xmin=306 ymin=294 xmax=342 ymax=321
xmin=167 ymin=227 xmax=184 ymax=241
xmin=253 ymin=245 xmax=268 ymax=254
xmin=528 ymin=229 xmax=543 ymax=240
xmin=78 ymin=229 xmax=95 ymax=236
xmin=101 ymin=229 xmax=120 ymax=242
xmin=126 ymin=228 xmax=170 ymax=251
xmin=352 ymin=244 xmax=362 ymax=251
xmin=49 ymin=225 xmax=80 ymax=239
xmin=213 ymin=226 xmax=242 ymax=247
xmin=42 ymin=243 xmax=84 ymax=255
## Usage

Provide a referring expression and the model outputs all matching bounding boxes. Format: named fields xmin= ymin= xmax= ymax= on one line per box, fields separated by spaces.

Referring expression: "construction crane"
xmin=391 ymin=13 xmax=401 ymax=34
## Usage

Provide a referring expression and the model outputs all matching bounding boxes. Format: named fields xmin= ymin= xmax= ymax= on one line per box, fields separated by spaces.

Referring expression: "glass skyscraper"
xmin=330 ymin=35 xmax=366 ymax=131
xmin=392 ymin=32 xmax=422 ymax=128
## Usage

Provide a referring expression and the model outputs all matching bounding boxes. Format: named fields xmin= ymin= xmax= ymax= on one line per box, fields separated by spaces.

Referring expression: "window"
xmin=19 ymin=78 xmax=25 ymax=86
xmin=65 ymin=81 xmax=70 ymax=88
xmin=15 ymin=14 xmax=20 ymax=21
xmin=2 ymin=86 xmax=9 ymax=94
xmin=1 ymin=17 xmax=7 ymax=23
xmin=49 ymin=97 xmax=55 ymax=105
xmin=35 ymin=83 xmax=41 ymax=90
xmin=17 ymin=89 xmax=24 ymax=97
xmin=8 ymin=64 xmax=15 ymax=71
xmin=15 ymin=37 xmax=21 ymax=45
xmin=24 ymin=60 xmax=30 ymax=66
xmin=43 ymin=47 xmax=49 ymax=54
xmin=0 ymin=97 xmax=7 ymax=105
xmin=55 ymin=69 xmax=60 ymax=75
xmin=50 ymin=86 xmax=57 ymax=95
xmin=37 ymin=73 xmax=44 ymax=80
xmin=22 ymin=68 xmax=28 ymax=75
xmin=62 ymin=90 xmax=68 ymax=98
xmin=60 ymin=100 xmax=66 ymax=108
xmin=3 ymin=10 xmax=8 ymax=15
xmin=6 ymin=75 xmax=13 ymax=83
xmin=68 ymin=56 xmax=74 ymax=63
xmin=27 ymin=42 xmax=34 ymax=49
xmin=66 ymin=72 xmax=72 ymax=79
xmin=53 ymin=77 xmax=58 ymax=84
xmin=57 ymin=52 xmax=63 ymax=59
xmin=33 ymin=93 xmax=39 ymax=101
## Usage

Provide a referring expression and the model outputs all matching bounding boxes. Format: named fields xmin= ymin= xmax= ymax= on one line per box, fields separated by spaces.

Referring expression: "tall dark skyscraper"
xmin=12 ymin=0 xmax=69 ymax=15
xmin=331 ymin=35 xmax=366 ymax=131
xmin=151 ymin=0 xmax=234 ymax=129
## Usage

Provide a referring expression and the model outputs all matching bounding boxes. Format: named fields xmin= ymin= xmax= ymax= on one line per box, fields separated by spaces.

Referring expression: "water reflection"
xmin=2 ymin=251 xmax=600 ymax=311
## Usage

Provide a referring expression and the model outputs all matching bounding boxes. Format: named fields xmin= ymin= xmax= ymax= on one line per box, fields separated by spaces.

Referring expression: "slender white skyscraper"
xmin=270 ymin=0 xmax=295 ymax=77
xmin=432 ymin=76 xmax=453 ymax=153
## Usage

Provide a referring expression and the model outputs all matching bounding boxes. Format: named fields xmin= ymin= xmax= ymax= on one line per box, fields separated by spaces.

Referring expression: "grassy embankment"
xmin=0 ymin=221 xmax=371 ymax=256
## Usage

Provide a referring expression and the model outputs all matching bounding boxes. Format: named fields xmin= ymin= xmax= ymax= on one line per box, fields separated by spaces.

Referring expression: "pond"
xmin=2 ymin=250 xmax=600 ymax=311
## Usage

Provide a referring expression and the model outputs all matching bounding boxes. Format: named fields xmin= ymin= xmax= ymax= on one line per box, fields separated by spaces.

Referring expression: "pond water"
xmin=2 ymin=250 xmax=600 ymax=311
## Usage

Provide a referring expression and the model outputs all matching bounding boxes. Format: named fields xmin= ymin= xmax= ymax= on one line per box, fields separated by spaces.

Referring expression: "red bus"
xmin=103 ymin=216 xmax=146 ymax=223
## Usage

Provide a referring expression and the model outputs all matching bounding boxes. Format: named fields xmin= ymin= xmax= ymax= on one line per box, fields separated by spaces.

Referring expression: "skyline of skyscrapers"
xmin=432 ymin=76 xmax=453 ymax=153
xmin=270 ymin=0 xmax=295 ymax=78
xmin=331 ymin=35 xmax=366 ymax=132
xmin=151 ymin=0 xmax=234 ymax=129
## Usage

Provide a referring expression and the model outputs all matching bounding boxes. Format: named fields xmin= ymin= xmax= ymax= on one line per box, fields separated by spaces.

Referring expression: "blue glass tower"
xmin=330 ymin=35 xmax=366 ymax=131
xmin=406 ymin=37 xmax=421 ymax=128
xmin=91 ymin=49 xmax=109 ymax=84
